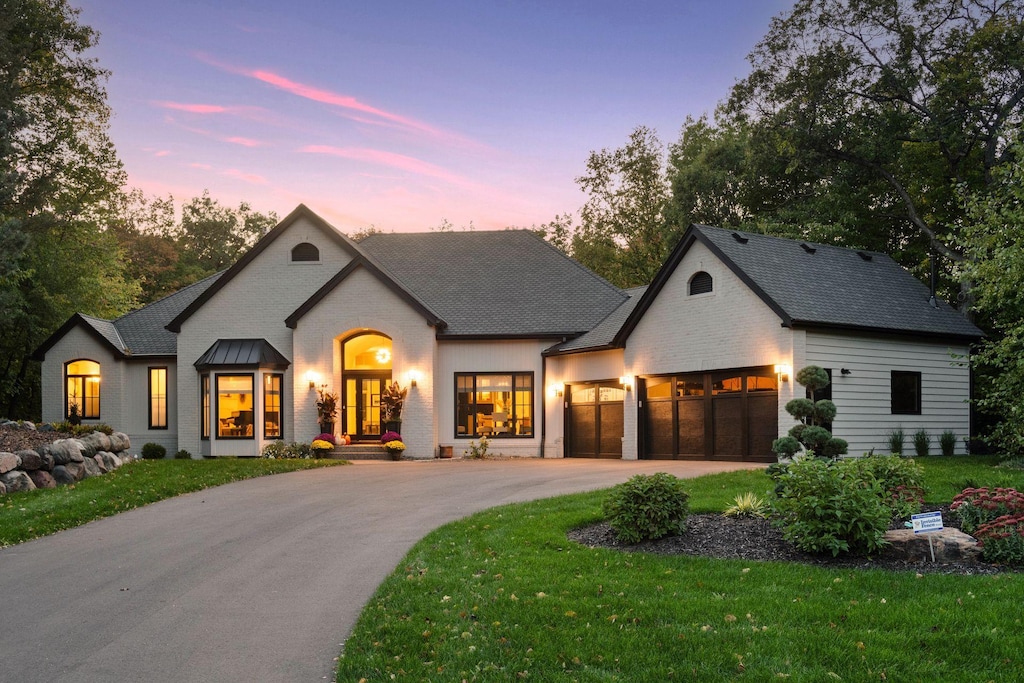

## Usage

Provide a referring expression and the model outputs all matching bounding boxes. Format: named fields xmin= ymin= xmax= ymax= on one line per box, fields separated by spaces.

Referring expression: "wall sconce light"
xmin=407 ymin=370 xmax=422 ymax=388
xmin=618 ymin=375 xmax=634 ymax=392
xmin=841 ymin=368 xmax=852 ymax=375
xmin=548 ymin=383 xmax=563 ymax=398
xmin=773 ymin=364 xmax=791 ymax=382
xmin=305 ymin=370 xmax=319 ymax=390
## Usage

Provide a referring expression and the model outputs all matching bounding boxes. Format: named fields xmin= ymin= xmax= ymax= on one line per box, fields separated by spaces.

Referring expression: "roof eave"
xmin=31 ymin=313 xmax=127 ymax=361
xmin=789 ymin=319 xmax=984 ymax=343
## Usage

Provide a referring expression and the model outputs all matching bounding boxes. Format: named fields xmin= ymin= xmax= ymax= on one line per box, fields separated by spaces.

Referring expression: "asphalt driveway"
xmin=0 ymin=458 xmax=760 ymax=682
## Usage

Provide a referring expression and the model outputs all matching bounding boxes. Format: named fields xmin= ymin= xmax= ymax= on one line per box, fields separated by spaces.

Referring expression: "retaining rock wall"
xmin=0 ymin=429 xmax=133 ymax=495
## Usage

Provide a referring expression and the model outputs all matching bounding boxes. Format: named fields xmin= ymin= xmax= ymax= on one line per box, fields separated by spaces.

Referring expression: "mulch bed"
xmin=0 ymin=424 xmax=76 ymax=454
xmin=568 ymin=506 xmax=1013 ymax=575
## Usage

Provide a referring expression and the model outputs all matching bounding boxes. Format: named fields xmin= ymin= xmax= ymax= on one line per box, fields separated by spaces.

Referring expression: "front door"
xmin=344 ymin=373 xmax=391 ymax=442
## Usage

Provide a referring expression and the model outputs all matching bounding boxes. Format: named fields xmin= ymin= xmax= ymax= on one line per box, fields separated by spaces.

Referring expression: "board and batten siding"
xmin=803 ymin=331 xmax=971 ymax=455
xmin=435 ymin=340 xmax=548 ymax=457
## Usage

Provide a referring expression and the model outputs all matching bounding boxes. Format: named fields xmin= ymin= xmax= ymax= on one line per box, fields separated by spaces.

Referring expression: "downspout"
xmin=540 ymin=358 xmax=546 ymax=458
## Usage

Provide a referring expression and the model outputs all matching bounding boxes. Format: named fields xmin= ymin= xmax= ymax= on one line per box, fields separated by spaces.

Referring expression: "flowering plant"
xmin=311 ymin=439 xmax=334 ymax=452
xmin=951 ymin=487 xmax=1024 ymax=534
xmin=380 ymin=430 xmax=402 ymax=444
xmin=316 ymin=433 xmax=337 ymax=445
xmin=383 ymin=440 xmax=406 ymax=452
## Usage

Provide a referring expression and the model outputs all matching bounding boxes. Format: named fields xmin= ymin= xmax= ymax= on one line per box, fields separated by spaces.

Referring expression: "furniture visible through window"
xmin=217 ymin=374 xmax=254 ymax=438
xmin=65 ymin=359 xmax=100 ymax=419
xmin=689 ymin=271 xmax=713 ymax=295
xmin=264 ymin=373 xmax=282 ymax=439
xmin=291 ymin=242 xmax=319 ymax=262
xmin=149 ymin=367 xmax=168 ymax=429
xmin=891 ymin=370 xmax=921 ymax=415
xmin=456 ymin=372 xmax=533 ymax=438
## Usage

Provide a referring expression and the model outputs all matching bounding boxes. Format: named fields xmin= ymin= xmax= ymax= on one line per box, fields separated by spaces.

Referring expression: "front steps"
xmin=328 ymin=444 xmax=391 ymax=460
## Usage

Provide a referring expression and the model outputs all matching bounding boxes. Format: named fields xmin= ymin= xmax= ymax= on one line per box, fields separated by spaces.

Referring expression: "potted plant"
xmin=381 ymin=431 xmax=405 ymax=460
xmin=316 ymin=386 xmax=339 ymax=435
xmin=380 ymin=381 xmax=408 ymax=433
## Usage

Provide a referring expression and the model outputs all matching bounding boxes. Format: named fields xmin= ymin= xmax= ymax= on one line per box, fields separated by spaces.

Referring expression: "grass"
xmin=0 ymin=457 xmax=347 ymax=547
xmin=337 ymin=456 xmax=1024 ymax=682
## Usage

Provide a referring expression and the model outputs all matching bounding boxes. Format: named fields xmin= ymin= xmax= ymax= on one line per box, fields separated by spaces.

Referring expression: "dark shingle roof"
xmin=547 ymin=287 xmax=647 ymax=354
xmin=114 ymin=272 xmax=223 ymax=354
xmin=359 ymin=230 xmax=627 ymax=336
xmin=618 ymin=225 xmax=982 ymax=343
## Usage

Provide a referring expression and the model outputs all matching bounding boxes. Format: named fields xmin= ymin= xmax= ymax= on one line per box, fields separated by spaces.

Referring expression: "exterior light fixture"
xmin=618 ymin=375 xmax=634 ymax=391
xmin=375 ymin=348 xmax=391 ymax=364
xmin=841 ymin=368 xmax=852 ymax=375
xmin=305 ymin=370 xmax=319 ymax=390
xmin=408 ymin=370 xmax=422 ymax=388
xmin=548 ymin=383 xmax=563 ymax=398
xmin=773 ymin=364 xmax=791 ymax=382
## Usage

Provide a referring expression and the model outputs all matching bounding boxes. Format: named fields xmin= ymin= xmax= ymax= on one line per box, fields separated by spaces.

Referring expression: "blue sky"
xmin=76 ymin=0 xmax=793 ymax=232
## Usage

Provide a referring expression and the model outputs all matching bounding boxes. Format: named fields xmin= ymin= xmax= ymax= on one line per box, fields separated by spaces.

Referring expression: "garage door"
xmin=567 ymin=383 xmax=625 ymax=458
xmin=641 ymin=366 xmax=777 ymax=462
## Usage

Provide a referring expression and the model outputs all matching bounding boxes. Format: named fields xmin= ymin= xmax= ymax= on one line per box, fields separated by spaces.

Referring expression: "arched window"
xmin=689 ymin=271 xmax=713 ymax=295
xmin=65 ymin=359 xmax=101 ymax=419
xmin=291 ymin=242 xmax=320 ymax=262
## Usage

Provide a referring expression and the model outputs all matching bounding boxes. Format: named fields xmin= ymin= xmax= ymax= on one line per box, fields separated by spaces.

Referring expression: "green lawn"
xmin=0 ymin=457 xmax=347 ymax=547
xmin=337 ymin=457 xmax=1024 ymax=682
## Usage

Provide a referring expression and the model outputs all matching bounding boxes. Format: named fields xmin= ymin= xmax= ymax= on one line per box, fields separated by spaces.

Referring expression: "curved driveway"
xmin=0 ymin=458 xmax=759 ymax=682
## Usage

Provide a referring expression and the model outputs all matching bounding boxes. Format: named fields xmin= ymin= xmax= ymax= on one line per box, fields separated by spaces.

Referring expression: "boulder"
xmin=63 ymin=461 xmax=86 ymax=481
xmin=0 ymin=452 xmax=20 ymax=475
xmin=27 ymin=470 xmax=56 ymax=489
xmin=109 ymin=432 xmax=130 ymax=452
xmin=97 ymin=452 xmax=120 ymax=471
xmin=21 ymin=421 xmax=36 ymax=431
xmin=0 ymin=479 xmax=6 ymax=494
xmin=39 ymin=453 xmax=54 ymax=471
xmin=883 ymin=528 xmax=982 ymax=563
xmin=51 ymin=465 xmax=76 ymax=485
xmin=92 ymin=454 xmax=109 ymax=473
xmin=0 ymin=470 xmax=36 ymax=492
xmin=38 ymin=423 xmax=55 ymax=432
xmin=16 ymin=449 xmax=43 ymax=471
xmin=50 ymin=439 xmax=85 ymax=464
xmin=81 ymin=457 xmax=102 ymax=478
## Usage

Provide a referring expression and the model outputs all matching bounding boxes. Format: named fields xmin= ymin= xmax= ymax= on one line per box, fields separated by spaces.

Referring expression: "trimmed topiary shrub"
xmin=772 ymin=365 xmax=847 ymax=460
xmin=141 ymin=442 xmax=167 ymax=460
xmin=603 ymin=472 xmax=690 ymax=543
xmin=771 ymin=456 xmax=891 ymax=556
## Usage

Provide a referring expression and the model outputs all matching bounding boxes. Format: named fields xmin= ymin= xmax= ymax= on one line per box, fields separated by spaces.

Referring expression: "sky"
xmin=75 ymin=0 xmax=794 ymax=233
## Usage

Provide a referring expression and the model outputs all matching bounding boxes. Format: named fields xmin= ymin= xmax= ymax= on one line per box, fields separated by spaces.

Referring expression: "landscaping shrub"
xmin=951 ymin=487 xmax=1024 ymax=534
xmin=771 ymin=456 xmax=891 ymax=556
xmin=772 ymin=365 xmax=847 ymax=459
xmin=974 ymin=515 xmax=1024 ymax=566
xmin=913 ymin=429 xmax=931 ymax=457
xmin=856 ymin=454 xmax=926 ymax=519
xmin=463 ymin=436 xmax=490 ymax=459
xmin=939 ymin=429 xmax=957 ymax=457
xmin=140 ymin=442 xmax=167 ymax=460
xmin=174 ymin=449 xmax=193 ymax=460
xmin=603 ymin=472 xmax=690 ymax=543
xmin=50 ymin=421 xmax=115 ymax=437
xmin=886 ymin=427 xmax=904 ymax=455
xmin=260 ymin=441 xmax=314 ymax=459
xmin=723 ymin=492 xmax=768 ymax=518
xmin=315 ymin=433 xmax=337 ymax=445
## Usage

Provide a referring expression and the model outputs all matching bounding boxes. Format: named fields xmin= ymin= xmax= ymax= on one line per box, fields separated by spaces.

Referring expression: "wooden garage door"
xmin=642 ymin=367 xmax=777 ymax=462
xmin=567 ymin=383 xmax=625 ymax=458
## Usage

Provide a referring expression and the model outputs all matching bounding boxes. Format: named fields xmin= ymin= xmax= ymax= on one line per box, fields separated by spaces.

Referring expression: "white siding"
xmin=805 ymin=332 xmax=971 ymax=455
xmin=623 ymin=240 xmax=798 ymax=458
xmin=436 ymin=340 xmax=548 ymax=458
xmin=177 ymin=215 xmax=357 ymax=456
xmin=545 ymin=349 xmax=625 ymax=458
xmin=123 ymin=361 xmax=178 ymax=455
xmin=292 ymin=267 xmax=438 ymax=458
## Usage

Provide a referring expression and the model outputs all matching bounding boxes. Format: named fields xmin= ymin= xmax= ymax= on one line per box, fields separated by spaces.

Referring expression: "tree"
xmin=0 ymin=0 xmax=136 ymax=419
xmin=721 ymin=0 xmax=1024 ymax=310
xmin=958 ymin=142 xmax=1024 ymax=455
xmin=571 ymin=126 xmax=681 ymax=288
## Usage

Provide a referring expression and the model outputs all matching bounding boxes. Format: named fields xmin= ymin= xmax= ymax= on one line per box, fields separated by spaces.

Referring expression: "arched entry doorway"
xmin=342 ymin=332 xmax=392 ymax=442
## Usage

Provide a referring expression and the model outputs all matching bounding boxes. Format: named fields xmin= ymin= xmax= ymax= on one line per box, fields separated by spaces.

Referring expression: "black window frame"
xmin=264 ymin=373 xmax=284 ymax=440
xmin=148 ymin=366 xmax=169 ymax=430
xmin=65 ymin=358 xmax=101 ymax=420
xmin=216 ymin=373 xmax=256 ymax=440
xmin=454 ymin=372 xmax=534 ymax=439
xmin=291 ymin=242 xmax=320 ymax=262
xmin=200 ymin=374 xmax=210 ymax=440
xmin=891 ymin=370 xmax=922 ymax=415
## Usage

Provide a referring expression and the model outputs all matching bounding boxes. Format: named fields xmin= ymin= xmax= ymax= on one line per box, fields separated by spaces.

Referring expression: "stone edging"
xmin=0 ymin=430 xmax=133 ymax=495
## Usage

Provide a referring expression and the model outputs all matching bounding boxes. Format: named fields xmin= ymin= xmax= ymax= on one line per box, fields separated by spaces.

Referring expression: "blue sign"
xmin=911 ymin=510 xmax=944 ymax=534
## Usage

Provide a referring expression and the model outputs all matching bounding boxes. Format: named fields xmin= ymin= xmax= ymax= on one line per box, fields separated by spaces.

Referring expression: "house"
xmin=33 ymin=205 xmax=983 ymax=460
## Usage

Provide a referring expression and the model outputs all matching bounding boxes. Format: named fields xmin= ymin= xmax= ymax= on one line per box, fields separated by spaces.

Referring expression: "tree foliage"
xmin=0 ymin=0 xmax=136 ymax=419
xmin=958 ymin=142 xmax=1024 ymax=455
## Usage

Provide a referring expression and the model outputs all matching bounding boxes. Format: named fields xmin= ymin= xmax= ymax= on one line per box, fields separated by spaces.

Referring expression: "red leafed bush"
xmin=951 ymin=487 xmax=1024 ymax=534
xmin=974 ymin=514 xmax=1024 ymax=566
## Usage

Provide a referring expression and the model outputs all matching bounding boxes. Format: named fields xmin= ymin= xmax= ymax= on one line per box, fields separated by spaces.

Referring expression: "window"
xmin=149 ymin=367 xmax=168 ymax=429
xmin=217 ymin=374 xmax=254 ymax=439
xmin=456 ymin=373 xmax=533 ymax=438
xmin=892 ymin=371 xmax=922 ymax=415
xmin=689 ymin=271 xmax=713 ymax=295
xmin=264 ymin=374 xmax=283 ymax=439
xmin=201 ymin=374 xmax=210 ymax=439
xmin=65 ymin=360 xmax=100 ymax=419
xmin=291 ymin=242 xmax=319 ymax=262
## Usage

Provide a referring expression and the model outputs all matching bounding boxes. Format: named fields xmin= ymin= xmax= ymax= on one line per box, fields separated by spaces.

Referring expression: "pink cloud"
xmin=189 ymin=163 xmax=213 ymax=170
xmin=222 ymin=168 xmax=269 ymax=185
xmin=300 ymin=145 xmax=472 ymax=188
xmin=225 ymin=136 xmax=263 ymax=147
xmin=153 ymin=101 xmax=229 ymax=114
xmin=143 ymin=147 xmax=172 ymax=157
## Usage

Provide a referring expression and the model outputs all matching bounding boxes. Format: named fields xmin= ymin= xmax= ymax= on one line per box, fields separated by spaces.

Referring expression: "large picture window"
xmin=65 ymin=359 xmax=101 ymax=419
xmin=217 ymin=374 xmax=254 ymax=439
xmin=891 ymin=371 xmax=921 ymax=415
xmin=264 ymin=374 xmax=283 ymax=439
xmin=149 ymin=367 xmax=168 ymax=429
xmin=456 ymin=372 xmax=533 ymax=438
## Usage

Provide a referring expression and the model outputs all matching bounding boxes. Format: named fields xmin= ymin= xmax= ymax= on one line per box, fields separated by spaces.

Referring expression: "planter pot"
xmin=438 ymin=446 xmax=453 ymax=459
xmin=320 ymin=421 xmax=335 ymax=435
xmin=384 ymin=421 xmax=402 ymax=435
xmin=386 ymin=449 xmax=403 ymax=461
